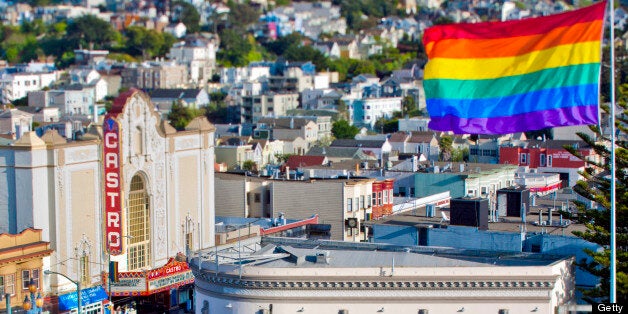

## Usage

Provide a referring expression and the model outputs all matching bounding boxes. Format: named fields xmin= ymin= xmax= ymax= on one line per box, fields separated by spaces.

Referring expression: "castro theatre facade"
xmin=0 ymin=89 xmax=216 ymax=313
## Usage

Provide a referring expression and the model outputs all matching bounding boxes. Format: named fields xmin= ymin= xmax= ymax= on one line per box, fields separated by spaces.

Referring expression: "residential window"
xmin=21 ymin=269 xmax=39 ymax=290
xmin=347 ymin=198 xmax=352 ymax=211
xmin=372 ymin=193 xmax=377 ymax=206
xmin=355 ymin=197 xmax=359 ymax=211
xmin=378 ymin=192 xmax=383 ymax=205
xmin=367 ymin=195 xmax=372 ymax=207
xmin=254 ymin=193 xmax=261 ymax=203
xmin=547 ymin=155 xmax=553 ymax=167
xmin=1 ymin=274 xmax=15 ymax=295
xmin=127 ymin=175 xmax=151 ymax=271
xmin=389 ymin=189 xmax=394 ymax=203
xmin=383 ymin=190 xmax=388 ymax=204
xmin=540 ymin=154 xmax=546 ymax=167
xmin=481 ymin=187 xmax=488 ymax=196
xmin=398 ymin=187 xmax=406 ymax=197
xmin=359 ymin=195 xmax=365 ymax=209
xmin=520 ymin=153 xmax=527 ymax=164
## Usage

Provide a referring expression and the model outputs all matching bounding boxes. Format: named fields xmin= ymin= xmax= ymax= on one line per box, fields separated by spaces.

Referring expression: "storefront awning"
xmin=59 ymin=286 xmax=108 ymax=311
xmin=108 ymin=257 xmax=194 ymax=297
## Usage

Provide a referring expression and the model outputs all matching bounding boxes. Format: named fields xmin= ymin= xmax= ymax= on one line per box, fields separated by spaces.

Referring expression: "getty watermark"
xmin=594 ymin=303 xmax=625 ymax=314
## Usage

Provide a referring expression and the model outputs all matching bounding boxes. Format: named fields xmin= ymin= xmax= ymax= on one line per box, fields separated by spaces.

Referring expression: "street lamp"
xmin=22 ymin=278 xmax=44 ymax=313
xmin=44 ymin=270 xmax=81 ymax=314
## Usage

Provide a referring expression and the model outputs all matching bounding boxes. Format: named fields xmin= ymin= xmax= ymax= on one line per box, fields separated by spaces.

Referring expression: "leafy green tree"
xmin=451 ymin=147 xmax=469 ymax=162
xmin=66 ymin=15 xmax=117 ymax=49
xmin=242 ymin=160 xmax=257 ymax=172
xmin=374 ymin=117 xmax=399 ymax=133
xmin=332 ymin=119 xmax=359 ymax=139
xmin=274 ymin=153 xmax=294 ymax=163
xmin=561 ymin=84 xmax=628 ymax=303
xmin=347 ymin=59 xmax=376 ymax=77
xmin=124 ymin=26 xmax=174 ymax=60
xmin=402 ymin=96 xmax=416 ymax=115
xmin=167 ymin=101 xmax=205 ymax=130
xmin=439 ymin=135 xmax=453 ymax=161
xmin=283 ymin=45 xmax=327 ymax=70
xmin=172 ymin=1 xmax=201 ymax=33
xmin=336 ymin=99 xmax=349 ymax=121
xmin=264 ymin=32 xmax=304 ymax=56
xmin=204 ymin=92 xmax=229 ymax=123
xmin=227 ymin=0 xmax=260 ymax=28
xmin=11 ymin=96 xmax=28 ymax=106
xmin=217 ymin=29 xmax=252 ymax=66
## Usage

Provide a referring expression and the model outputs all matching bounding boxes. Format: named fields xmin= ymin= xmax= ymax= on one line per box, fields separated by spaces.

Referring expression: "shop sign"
xmin=109 ymin=258 xmax=194 ymax=296
xmin=59 ymin=286 xmax=108 ymax=311
xmin=148 ymin=271 xmax=194 ymax=292
xmin=110 ymin=276 xmax=147 ymax=294
xmin=103 ymin=116 xmax=123 ymax=255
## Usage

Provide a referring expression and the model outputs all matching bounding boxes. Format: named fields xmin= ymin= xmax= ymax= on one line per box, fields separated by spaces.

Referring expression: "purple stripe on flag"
xmin=428 ymin=105 xmax=598 ymax=134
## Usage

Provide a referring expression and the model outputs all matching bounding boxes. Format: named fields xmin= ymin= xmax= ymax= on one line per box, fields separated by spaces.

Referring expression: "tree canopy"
xmin=171 ymin=1 xmax=201 ymax=33
xmin=562 ymin=84 xmax=628 ymax=302
xmin=167 ymin=101 xmax=205 ymax=130
xmin=332 ymin=119 xmax=359 ymax=139
xmin=66 ymin=15 xmax=117 ymax=49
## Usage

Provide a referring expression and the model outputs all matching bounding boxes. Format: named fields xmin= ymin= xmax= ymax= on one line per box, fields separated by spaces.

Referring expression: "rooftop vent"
xmin=315 ymin=251 xmax=330 ymax=264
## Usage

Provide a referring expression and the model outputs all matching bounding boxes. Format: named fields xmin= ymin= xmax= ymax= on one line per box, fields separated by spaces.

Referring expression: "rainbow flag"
xmin=423 ymin=1 xmax=606 ymax=134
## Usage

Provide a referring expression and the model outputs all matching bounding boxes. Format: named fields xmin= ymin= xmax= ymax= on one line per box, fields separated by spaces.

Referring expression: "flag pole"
xmin=608 ymin=0 xmax=617 ymax=304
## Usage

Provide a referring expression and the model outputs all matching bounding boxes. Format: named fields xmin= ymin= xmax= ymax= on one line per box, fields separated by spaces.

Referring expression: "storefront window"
xmin=127 ymin=175 xmax=151 ymax=271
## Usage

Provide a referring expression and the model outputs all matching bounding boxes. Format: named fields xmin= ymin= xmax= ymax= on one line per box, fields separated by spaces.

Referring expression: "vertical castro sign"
xmin=104 ymin=117 xmax=123 ymax=255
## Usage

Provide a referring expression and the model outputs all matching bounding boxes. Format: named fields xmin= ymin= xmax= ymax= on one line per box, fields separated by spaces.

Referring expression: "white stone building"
xmin=0 ymin=71 xmax=57 ymax=103
xmin=0 ymin=108 xmax=33 ymax=139
xmin=168 ymin=34 xmax=220 ymax=85
xmin=191 ymin=237 xmax=576 ymax=314
xmin=0 ymin=89 xmax=216 ymax=305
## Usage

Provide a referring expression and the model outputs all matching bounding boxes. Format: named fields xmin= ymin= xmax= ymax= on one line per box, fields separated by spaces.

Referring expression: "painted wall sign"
xmin=104 ymin=116 xmax=123 ymax=255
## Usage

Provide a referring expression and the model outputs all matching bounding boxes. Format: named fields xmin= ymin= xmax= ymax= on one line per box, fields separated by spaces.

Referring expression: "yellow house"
xmin=0 ymin=228 xmax=52 ymax=312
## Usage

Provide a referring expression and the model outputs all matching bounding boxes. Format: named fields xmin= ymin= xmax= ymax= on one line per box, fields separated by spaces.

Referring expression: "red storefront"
xmin=371 ymin=179 xmax=394 ymax=219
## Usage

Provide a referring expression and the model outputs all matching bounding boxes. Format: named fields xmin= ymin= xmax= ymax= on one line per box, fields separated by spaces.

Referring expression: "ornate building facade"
xmin=191 ymin=237 xmax=576 ymax=314
xmin=0 ymin=89 xmax=216 ymax=311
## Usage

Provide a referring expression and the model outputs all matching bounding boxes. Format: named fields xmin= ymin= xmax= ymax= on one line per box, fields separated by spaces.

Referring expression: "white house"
xmin=0 ymin=71 xmax=57 ymax=103
xmin=0 ymin=108 xmax=32 ymax=139
xmin=350 ymin=97 xmax=402 ymax=129
xmin=168 ymin=34 xmax=219 ymax=84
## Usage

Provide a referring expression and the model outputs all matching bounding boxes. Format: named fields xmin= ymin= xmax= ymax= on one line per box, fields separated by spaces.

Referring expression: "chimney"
xmin=538 ymin=210 xmax=543 ymax=225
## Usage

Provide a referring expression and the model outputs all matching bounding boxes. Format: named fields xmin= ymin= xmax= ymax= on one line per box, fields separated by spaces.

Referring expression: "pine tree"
xmin=563 ymin=85 xmax=628 ymax=303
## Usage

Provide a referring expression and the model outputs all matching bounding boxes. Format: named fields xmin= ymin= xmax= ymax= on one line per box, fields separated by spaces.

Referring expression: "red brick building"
xmin=371 ymin=179 xmax=394 ymax=219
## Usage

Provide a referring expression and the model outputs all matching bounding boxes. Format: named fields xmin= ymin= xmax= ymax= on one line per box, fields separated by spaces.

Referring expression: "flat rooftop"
xmin=366 ymin=200 xmax=588 ymax=235
xmin=195 ymin=237 xmax=568 ymax=271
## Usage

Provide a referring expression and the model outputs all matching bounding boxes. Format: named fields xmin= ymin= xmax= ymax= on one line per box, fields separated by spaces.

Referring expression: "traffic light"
xmin=109 ymin=261 xmax=119 ymax=282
